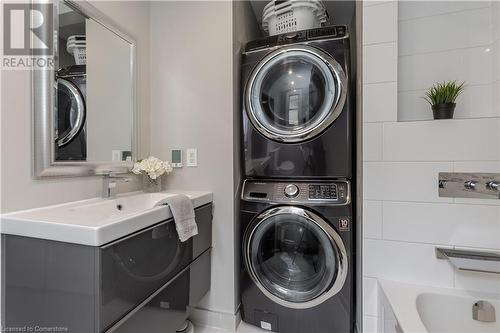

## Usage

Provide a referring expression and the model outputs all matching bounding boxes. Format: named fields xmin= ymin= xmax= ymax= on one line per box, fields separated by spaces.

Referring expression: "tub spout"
xmin=473 ymin=301 xmax=496 ymax=322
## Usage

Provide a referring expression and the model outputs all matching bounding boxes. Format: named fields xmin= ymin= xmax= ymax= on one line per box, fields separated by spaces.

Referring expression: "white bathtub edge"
xmin=378 ymin=279 xmax=500 ymax=333
xmin=378 ymin=279 xmax=429 ymax=333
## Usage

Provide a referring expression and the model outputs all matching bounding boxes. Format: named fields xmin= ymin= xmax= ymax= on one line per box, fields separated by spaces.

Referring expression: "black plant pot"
xmin=432 ymin=102 xmax=456 ymax=120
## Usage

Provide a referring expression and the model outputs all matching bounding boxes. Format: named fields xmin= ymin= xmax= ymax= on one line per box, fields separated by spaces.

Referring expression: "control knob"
xmin=486 ymin=181 xmax=499 ymax=191
xmin=464 ymin=180 xmax=477 ymax=190
xmin=284 ymin=184 xmax=299 ymax=198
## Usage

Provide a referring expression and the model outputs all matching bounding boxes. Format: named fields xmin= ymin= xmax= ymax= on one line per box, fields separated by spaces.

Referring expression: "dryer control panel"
xmin=245 ymin=25 xmax=349 ymax=52
xmin=242 ymin=180 xmax=350 ymax=205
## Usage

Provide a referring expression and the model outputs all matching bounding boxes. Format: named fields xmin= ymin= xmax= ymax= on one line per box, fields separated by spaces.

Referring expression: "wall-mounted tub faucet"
xmin=473 ymin=301 xmax=496 ymax=323
xmin=438 ymin=173 xmax=500 ymax=199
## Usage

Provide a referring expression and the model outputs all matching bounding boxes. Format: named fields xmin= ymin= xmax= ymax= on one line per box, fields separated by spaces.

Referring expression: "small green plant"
xmin=424 ymin=81 xmax=465 ymax=106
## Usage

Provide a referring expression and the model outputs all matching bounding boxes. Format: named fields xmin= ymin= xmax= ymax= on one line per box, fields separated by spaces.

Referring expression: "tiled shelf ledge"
xmin=396 ymin=116 xmax=500 ymax=123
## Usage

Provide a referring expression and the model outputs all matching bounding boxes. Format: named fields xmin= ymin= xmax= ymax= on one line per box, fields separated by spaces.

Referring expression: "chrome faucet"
xmin=473 ymin=301 xmax=496 ymax=323
xmin=102 ymin=173 xmax=132 ymax=198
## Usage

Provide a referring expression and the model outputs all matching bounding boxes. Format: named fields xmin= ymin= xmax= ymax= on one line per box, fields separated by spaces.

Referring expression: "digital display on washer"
xmin=308 ymin=184 xmax=338 ymax=200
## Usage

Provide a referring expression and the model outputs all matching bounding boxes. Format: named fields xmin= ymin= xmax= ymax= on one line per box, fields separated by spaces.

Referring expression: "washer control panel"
xmin=284 ymin=184 xmax=300 ymax=198
xmin=308 ymin=184 xmax=337 ymax=200
xmin=242 ymin=180 xmax=350 ymax=205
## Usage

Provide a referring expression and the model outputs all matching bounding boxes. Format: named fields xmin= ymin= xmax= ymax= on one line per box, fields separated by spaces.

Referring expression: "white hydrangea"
xmin=132 ymin=156 xmax=173 ymax=181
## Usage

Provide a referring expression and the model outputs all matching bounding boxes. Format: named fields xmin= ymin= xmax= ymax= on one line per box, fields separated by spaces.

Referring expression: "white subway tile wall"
xmin=363 ymin=277 xmax=379 ymax=317
xmin=364 ymin=162 xmax=453 ymax=202
xmin=363 ymin=2 xmax=397 ymax=45
xmin=363 ymin=123 xmax=383 ymax=161
xmin=398 ymin=8 xmax=492 ymax=56
xmin=364 ymin=239 xmax=455 ymax=287
xmin=362 ymin=1 xmax=500 ymax=332
xmin=363 ymin=200 xmax=383 ymax=239
xmin=383 ymin=119 xmax=500 ymax=161
xmin=363 ymin=82 xmax=398 ymax=123
xmin=363 ymin=42 xmax=398 ymax=84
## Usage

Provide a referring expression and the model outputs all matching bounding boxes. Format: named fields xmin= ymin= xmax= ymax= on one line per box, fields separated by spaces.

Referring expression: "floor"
xmin=195 ymin=322 xmax=268 ymax=333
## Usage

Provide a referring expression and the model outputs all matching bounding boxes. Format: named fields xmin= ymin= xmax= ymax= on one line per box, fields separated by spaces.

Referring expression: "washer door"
xmin=245 ymin=45 xmax=347 ymax=143
xmin=243 ymin=206 xmax=348 ymax=309
xmin=55 ymin=78 xmax=86 ymax=147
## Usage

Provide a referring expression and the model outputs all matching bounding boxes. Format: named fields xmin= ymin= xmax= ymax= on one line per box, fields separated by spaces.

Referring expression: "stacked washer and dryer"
xmin=239 ymin=25 xmax=355 ymax=333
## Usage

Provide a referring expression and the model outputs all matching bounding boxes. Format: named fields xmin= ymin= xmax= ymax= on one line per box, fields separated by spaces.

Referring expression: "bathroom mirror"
xmin=397 ymin=1 xmax=500 ymax=121
xmin=33 ymin=0 xmax=136 ymax=177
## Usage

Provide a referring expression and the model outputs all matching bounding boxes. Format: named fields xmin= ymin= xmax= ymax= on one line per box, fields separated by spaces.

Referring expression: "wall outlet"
xmin=171 ymin=149 xmax=182 ymax=168
xmin=186 ymin=148 xmax=197 ymax=167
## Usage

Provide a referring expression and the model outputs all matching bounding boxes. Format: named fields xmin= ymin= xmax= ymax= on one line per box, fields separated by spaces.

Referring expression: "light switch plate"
xmin=186 ymin=148 xmax=197 ymax=167
xmin=111 ymin=150 xmax=121 ymax=161
xmin=171 ymin=149 xmax=182 ymax=168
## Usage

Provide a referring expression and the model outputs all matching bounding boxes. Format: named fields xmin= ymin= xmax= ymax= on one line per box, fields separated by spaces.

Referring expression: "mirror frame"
xmin=33 ymin=0 xmax=137 ymax=178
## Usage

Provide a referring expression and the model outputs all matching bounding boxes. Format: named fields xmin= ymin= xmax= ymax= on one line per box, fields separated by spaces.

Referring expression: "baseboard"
xmin=188 ymin=307 xmax=241 ymax=331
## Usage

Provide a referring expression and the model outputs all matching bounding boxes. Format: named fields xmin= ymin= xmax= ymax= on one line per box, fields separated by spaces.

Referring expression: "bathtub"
xmin=378 ymin=279 xmax=500 ymax=333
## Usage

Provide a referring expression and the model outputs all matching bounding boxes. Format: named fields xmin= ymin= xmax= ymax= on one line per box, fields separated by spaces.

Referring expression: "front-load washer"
xmin=240 ymin=179 xmax=355 ymax=333
xmin=241 ymin=26 xmax=353 ymax=179
xmin=55 ymin=65 xmax=87 ymax=161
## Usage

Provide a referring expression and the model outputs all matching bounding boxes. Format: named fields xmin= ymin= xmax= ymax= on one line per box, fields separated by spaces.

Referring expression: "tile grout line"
xmin=398 ymin=5 xmax=492 ymax=24
xmin=399 ymin=42 xmax=495 ymax=58
xmin=399 ymin=82 xmax=495 ymax=94
xmin=380 ymin=200 xmax=384 ymax=240
xmin=363 ymin=1 xmax=395 ymax=9
xmin=363 ymin=40 xmax=397 ymax=47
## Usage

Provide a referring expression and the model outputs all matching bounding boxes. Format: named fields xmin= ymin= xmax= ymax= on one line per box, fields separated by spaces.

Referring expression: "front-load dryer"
xmin=55 ymin=65 xmax=87 ymax=161
xmin=240 ymin=179 xmax=355 ymax=333
xmin=241 ymin=26 xmax=353 ymax=179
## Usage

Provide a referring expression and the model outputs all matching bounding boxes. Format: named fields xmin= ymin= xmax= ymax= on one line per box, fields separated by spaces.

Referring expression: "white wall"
xmin=0 ymin=1 xmax=151 ymax=214
xmin=149 ymin=1 xmax=239 ymax=319
xmin=362 ymin=2 xmax=500 ymax=332
xmin=232 ymin=0 xmax=262 ymax=312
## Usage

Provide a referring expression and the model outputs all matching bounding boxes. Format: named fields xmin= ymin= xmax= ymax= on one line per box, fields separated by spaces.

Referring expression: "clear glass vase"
xmin=142 ymin=175 xmax=161 ymax=193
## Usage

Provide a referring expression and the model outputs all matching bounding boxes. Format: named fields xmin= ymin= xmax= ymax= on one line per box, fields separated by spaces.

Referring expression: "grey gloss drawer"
xmin=193 ymin=204 xmax=212 ymax=258
xmin=99 ymin=204 xmax=212 ymax=332
xmin=112 ymin=249 xmax=211 ymax=333
xmin=2 ymin=204 xmax=213 ymax=333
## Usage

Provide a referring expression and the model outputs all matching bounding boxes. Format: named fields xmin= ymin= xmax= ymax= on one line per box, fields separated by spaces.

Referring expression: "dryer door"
xmin=55 ymin=78 xmax=86 ymax=147
xmin=243 ymin=206 xmax=348 ymax=309
xmin=245 ymin=45 xmax=346 ymax=143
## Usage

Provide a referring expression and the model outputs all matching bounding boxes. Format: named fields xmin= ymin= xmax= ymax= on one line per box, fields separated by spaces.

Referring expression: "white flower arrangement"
xmin=132 ymin=156 xmax=173 ymax=183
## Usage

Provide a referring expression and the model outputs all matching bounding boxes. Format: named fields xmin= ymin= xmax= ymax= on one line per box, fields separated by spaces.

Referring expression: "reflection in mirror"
xmin=398 ymin=1 xmax=500 ymax=121
xmin=55 ymin=1 xmax=133 ymax=162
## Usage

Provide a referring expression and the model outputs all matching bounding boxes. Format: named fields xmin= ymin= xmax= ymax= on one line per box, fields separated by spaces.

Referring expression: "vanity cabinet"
xmin=2 ymin=204 xmax=213 ymax=333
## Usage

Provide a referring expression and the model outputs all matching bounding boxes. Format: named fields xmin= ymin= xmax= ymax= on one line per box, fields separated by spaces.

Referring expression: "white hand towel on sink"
xmin=159 ymin=194 xmax=198 ymax=242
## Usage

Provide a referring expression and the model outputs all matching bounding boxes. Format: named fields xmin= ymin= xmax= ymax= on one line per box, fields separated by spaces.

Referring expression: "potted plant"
xmin=424 ymin=81 xmax=465 ymax=120
xmin=132 ymin=156 xmax=173 ymax=192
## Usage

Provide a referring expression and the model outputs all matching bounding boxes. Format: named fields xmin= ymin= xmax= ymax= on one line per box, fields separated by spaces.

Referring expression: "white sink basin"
xmin=1 ymin=190 xmax=212 ymax=246
xmin=67 ymin=192 xmax=177 ymax=223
